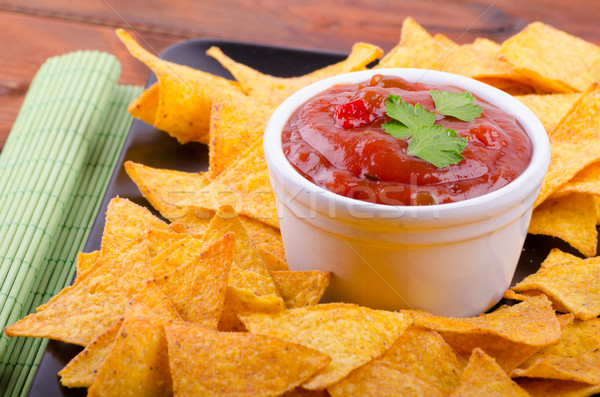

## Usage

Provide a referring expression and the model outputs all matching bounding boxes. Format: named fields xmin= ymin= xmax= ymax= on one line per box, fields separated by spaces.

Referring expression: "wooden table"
xmin=2 ymin=0 xmax=599 ymax=151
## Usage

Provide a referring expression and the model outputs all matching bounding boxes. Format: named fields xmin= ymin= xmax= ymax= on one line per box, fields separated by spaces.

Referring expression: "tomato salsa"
xmin=282 ymin=74 xmax=533 ymax=205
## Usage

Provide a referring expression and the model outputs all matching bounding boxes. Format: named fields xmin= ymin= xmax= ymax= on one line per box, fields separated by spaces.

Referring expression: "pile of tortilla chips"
xmin=4 ymin=17 xmax=600 ymax=396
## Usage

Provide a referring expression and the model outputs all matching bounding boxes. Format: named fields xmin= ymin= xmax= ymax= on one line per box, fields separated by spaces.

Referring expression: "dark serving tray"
xmin=28 ymin=39 xmax=589 ymax=397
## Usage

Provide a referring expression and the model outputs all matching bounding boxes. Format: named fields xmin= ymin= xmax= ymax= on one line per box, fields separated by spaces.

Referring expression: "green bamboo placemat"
xmin=0 ymin=51 xmax=143 ymax=396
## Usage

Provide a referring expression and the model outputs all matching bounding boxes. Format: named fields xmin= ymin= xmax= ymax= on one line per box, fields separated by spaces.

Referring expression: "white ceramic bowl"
xmin=263 ymin=68 xmax=550 ymax=317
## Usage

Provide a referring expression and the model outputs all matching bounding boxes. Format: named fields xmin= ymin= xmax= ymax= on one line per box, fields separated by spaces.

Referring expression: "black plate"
xmin=28 ymin=39 xmax=590 ymax=396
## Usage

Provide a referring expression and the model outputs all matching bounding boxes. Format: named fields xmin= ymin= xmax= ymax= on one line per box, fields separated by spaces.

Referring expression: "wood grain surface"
xmin=1 ymin=0 xmax=599 ymax=150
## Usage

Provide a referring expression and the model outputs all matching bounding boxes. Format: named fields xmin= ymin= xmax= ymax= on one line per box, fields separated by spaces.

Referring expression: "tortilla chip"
xmin=435 ymin=38 xmax=530 ymax=90
xmin=271 ymin=270 xmax=331 ymax=308
xmin=281 ymin=389 xmax=329 ymax=397
xmin=516 ymin=316 xmax=600 ymax=363
xmin=502 ymin=290 xmax=572 ymax=314
xmin=145 ymin=228 xmax=189 ymax=257
xmin=128 ymin=82 xmax=158 ymax=125
xmin=208 ymin=89 xmax=276 ymax=178
xmin=125 ymin=160 xmax=287 ymax=263
xmin=74 ymin=250 xmax=100 ymax=280
xmin=528 ymin=193 xmax=598 ymax=257
xmin=512 ymin=346 xmax=600 ymax=385
xmin=116 ymin=29 xmax=242 ymax=144
xmin=179 ymin=137 xmax=279 ymax=228
xmin=59 ymin=281 xmax=181 ymax=388
xmin=154 ymin=233 xmax=234 ymax=328
xmin=512 ymin=255 xmax=600 ymax=320
xmin=535 ymin=83 xmax=600 ymax=207
xmin=541 ymin=248 xmax=580 ymax=269
xmin=5 ymin=238 xmax=153 ymax=346
xmin=517 ymin=378 xmax=600 ymax=397
xmin=554 ymin=162 xmax=600 ymax=198
xmin=377 ymin=17 xmax=451 ymax=70
xmin=500 ymin=22 xmax=600 ymax=93
xmin=480 ymin=77 xmax=538 ymax=95
xmin=201 ymin=206 xmax=283 ymax=330
xmin=207 ymin=42 xmax=382 ymax=105
xmin=449 ymin=348 xmax=530 ymax=397
xmin=124 ymin=160 xmax=210 ymax=223
xmin=240 ymin=303 xmax=412 ymax=390
xmin=87 ymin=292 xmax=179 ymax=397
xmin=239 ymin=215 xmax=287 ymax=269
xmin=166 ymin=321 xmax=330 ymax=396
xmin=149 ymin=235 xmax=203 ymax=277
xmin=58 ymin=318 xmax=123 ymax=388
xmin=100 ymin=197 xmax=169 ymax=256
xmin=328 ymin=326 xmax=463 ymax=396
xmin=516 ymin=93 xmax=580 ymax=133
xmin=203 ymin=206 xmax=272 ymax=277
xmin=218 ymin=272 xmax=287 ymax=332
xmin=411 ymin=295 xmax=562 ymax=372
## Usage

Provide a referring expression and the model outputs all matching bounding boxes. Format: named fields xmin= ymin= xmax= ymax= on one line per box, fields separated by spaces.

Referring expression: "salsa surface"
xmin=282 ymin=75 xmax=533 ymax=205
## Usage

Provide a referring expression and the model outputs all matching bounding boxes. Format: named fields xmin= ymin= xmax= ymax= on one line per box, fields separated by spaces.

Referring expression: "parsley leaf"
xmin=384 ymin=94 xmax=436 ymax=130
xmin=407 ymin=125 xmax=468 ymax=168
xmin=429 ymin=90 xmax=483 ymax=121
xmin=382 ymin=91 xmax=478 ymax=168
xmin=381 ymin=120 xmax=412 ymax=139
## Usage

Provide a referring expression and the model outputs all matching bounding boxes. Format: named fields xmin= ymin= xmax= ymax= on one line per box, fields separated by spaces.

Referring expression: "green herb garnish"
xmin=382 ymin=90 xmax=481 ymax=168
xmin=429 ymin=90 xmax=483 ymax=121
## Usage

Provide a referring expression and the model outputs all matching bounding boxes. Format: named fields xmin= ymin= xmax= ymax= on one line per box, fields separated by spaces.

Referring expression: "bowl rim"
xmin=264 ymin=68 xmax=551 ymax=222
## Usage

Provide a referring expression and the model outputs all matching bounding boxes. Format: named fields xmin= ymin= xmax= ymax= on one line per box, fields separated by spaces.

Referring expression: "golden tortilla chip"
xmin=449 ymin=348 xmax=530 ymax=397
xmin=201 ymin=206 xmax=283 ymax=330
xmin=207 ymin=42 xmax=382 ymax=105
xmin=541 ymin=248 xmax=580 ymax=269
xmin=240 ymin=303 xmax=412 ymax=390
xmin=100 ymin=197 xmax=169 ymax=255
xmin=125 ymin=160 xmax=287 ymax=264
xmin=411 ymin=295 xmax=562 ymax=372
xmin=128 ymin=82 xmax=158 ymax=125
xmin=535 ymin=83 xmax=600 ymax=207
xmin=500 ymin=22 xmax=600 ymax=93
xmin=58 ymin=318 xmax=123 ymax=388
xmin=166 ymin=321 xmax=330 ymax=396
xmin=208 ymin=89 xmax=276 ymax=178
xmin=328 ymin=326 xmax=463 ymax=396
xmin=239 ymin=215 xmax=287 ymax=269
xmin=512 ymin=254 xmax=600 ymax=320
xmin=218 ymin=272 xmax=287 ymax=332
xmin=512 ymin=319 xmax=600 ymax=384
xmin=271 ymin=270 xmax=330 ymax=308
xmin=203 ymin=206 xmax=279 ymax=287
xmin=87 ymin=289 xmax=180 ymax=397
xmin=528 ymin=193 xmax=597 ymax=257
xmin=554 ymin=162 xmax=600 ymax=198
xmin=517 ymin=378 xmax=600 ymax=397
xmin=154 ymin=233 xmax=234 ymax=328
xmin=435 ymin=38 xmax=530 ymax=90
xmin=58 ymin=281 xmax=180 ymax=388
xmin=5 ymin=238 xmax=153 ymax=346
xmin=116 ymin=29 xmax=242 ymax=144
xmin=149 ymin=235 xmax=203 ymax=277
xmin=479 ymin=77 xmax=538 ymax=95
xmin=377 ymin=17 xmax=451 ymax=70
xmin=74 ymin=250 xmax=100 ymax=280
xmin=145 ymin=228 xmax=189 ymax=257
xmin=124 ymin=160 xmax=210 ymax=223
xmin=179 ymin=137 xmax=279 ymax=228
xmin=516 ymin=93 xmax=580 ymax=133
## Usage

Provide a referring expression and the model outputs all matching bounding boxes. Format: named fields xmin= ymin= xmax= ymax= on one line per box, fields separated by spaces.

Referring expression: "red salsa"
xmin=282 ymin=75 xmax=533 ymax=205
